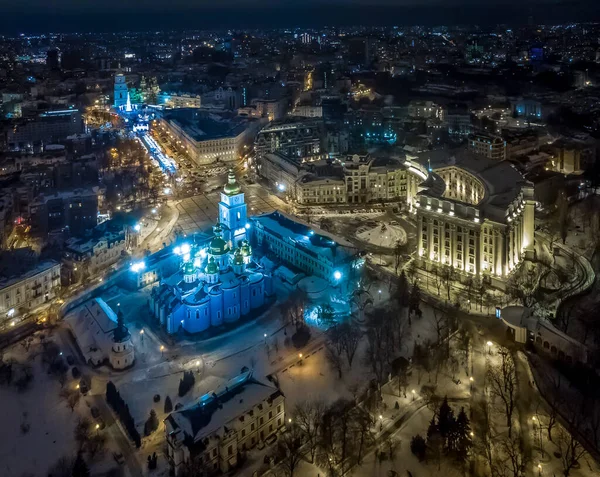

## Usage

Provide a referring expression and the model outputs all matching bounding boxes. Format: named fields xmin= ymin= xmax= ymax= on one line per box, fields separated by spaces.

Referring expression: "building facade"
xmin=158 ymin=93 xmax=202 ymax=109
xmin=165 ymin=371 xmax=285 ymax=476
xmin=0 ymin=260 xmax=61 ymax=323
xmin=159 ymin=110 xmax=264 ymax=166
xmin=468 ymin=133 xmax=507 ymax=161
xmin=258 ymin=152 xmax=422 ymax=206
xmin=254 ymin=118 xmax=324 ymax=165
xmin=29 ymin=187 xmax=101 ymax=237
xmin=250 ymin=210 xmax=359 ymax=285
xmin=64 ymin=227 xmax=127 ymax=276
xmin=413 ymin=150 xmax=535 ymax=282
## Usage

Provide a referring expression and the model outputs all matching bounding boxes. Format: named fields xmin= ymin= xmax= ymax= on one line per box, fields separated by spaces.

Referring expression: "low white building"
xmin=500 ymin=306 xmax=588 ymax=364
xmin=0 ymin=260 xmax=61 ymax=324
xmin=65 ymin=298 xmax=134 ymax=370
xmin=165 ymin=371 xmax=285 ymax=476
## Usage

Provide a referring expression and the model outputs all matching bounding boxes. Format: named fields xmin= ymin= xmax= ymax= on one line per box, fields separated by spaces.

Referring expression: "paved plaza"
xmin=175 ymin=184 xmax=289 ymax=235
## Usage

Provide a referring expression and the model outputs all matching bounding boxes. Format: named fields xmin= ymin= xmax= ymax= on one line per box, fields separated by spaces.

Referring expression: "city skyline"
xmin=1 ymin=1 xmax=600 ymax=34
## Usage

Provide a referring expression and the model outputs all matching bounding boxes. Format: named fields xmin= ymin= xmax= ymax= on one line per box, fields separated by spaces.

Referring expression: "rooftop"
xmin=166 ymin=371 xmax=281 ymax=448
xmin=414 ymin=148 xmax=532 ymax=222
xmin=164 ymin=109 xmax=249 ymax=142
xmin=251 ymin=210 xmax=357 ymax=265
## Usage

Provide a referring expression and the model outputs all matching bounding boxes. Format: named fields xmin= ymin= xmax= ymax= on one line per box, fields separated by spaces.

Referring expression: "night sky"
xmin=1 ymin=0 xmax=599 ymax=33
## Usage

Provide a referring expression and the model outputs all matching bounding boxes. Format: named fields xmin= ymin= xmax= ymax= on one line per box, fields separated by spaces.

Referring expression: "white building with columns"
xmin=411 ymin=149 xmax=535 ymax=283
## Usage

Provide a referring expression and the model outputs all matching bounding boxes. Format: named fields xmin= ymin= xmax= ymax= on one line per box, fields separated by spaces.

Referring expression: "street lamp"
xmin=264 ymin=333 xmax=267 ymax=344
xmin=538 ymin=463 xmax=542 ymax=476
xmin=140 ymin=329 xmax=144 ymax=343
xmin=379 ymin=415 xmax=383 ymax=431
xmin=486 ymin=341 xmax=493 ymax=355
xmin=411 ymin=389 xmax=416 ymax=402
xmin=469 ymin=376 xmax=474 ymax=392
xmin=160 ymin=345 xmax=165 ymax=357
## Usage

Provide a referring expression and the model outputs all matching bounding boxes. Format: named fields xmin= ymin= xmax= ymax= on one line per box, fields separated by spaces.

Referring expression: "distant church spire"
xmin=125 ymin=91 xmax=132 ymax=112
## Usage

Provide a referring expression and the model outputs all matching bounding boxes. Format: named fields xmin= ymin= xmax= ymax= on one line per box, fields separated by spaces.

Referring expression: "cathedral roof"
xmin=223 ymin=169 xmax=241 ymax=196
xmin=210 ymin=223 xmax=230 ymax=255
xmin=205 ymin=257 xmax=218 ymax=274
xmin=184 ymin=261 xmax=195 ymax=274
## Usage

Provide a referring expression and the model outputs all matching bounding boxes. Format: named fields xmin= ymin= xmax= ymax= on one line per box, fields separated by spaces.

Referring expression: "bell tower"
xmin=114 ymin=73 xmax=128 ymax=109
xmin=219 ymin=170 xmax=247 ymax=246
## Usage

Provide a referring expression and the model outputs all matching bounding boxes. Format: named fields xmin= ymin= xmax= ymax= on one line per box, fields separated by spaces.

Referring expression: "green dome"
xmin=210 ymin=223 xmax=230 ymax=255
xmin=184 ymin=261 xmax=195 ymax=274
xmin=240 ymin=240 xmax=252 ymax=257
xmin=205 ymin=257 xmax=218 ymax=274
xmin=210 ymin=237 xmax=229 ymax=255
xmin=233 ymin=249 xmax=244 ymax=265
xmin=223 ymin=169 xmax=241 ymax=196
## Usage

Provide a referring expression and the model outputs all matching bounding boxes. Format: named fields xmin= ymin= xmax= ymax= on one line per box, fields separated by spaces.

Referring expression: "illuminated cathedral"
xmin=149 ymin=171 xmax=272 ymax=334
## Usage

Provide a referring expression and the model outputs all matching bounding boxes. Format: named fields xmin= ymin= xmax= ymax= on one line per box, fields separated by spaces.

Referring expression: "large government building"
xmin=259 ymin=152 xmax=422 ymax=206
xmin=412 ymin=149 xmax=535 ymax=282
xmin=255 ymin=139 xmax=535 ymax=282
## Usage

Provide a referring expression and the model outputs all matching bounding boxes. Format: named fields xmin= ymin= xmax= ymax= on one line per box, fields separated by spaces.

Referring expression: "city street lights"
xmin=411 ymin=389 xmax=416 ymax=402
xmin=160 ymin=345 xmax=165 ymax=358
xmin=469 ymin=376 xmax=474 ymax=392
xmin=196 ymin=360 xmax=201 ymax=373
xmin=486 ymin=341 xmax=493 ymax=355
xmin=379 ymin=415 xmax=383 ymax=431
xmin=140 ymin=329 xmax=144 ymax=343
xmin=263 ymin=333 xmax=267 ymax=344
xmin=538 ymin=463 xmax=542 ymax=476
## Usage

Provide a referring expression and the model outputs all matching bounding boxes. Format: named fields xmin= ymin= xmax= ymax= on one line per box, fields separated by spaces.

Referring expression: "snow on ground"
xmin=0 ymin=332 xmax=119 ymax=477
xmin=357 ymin=223 xmax=407 ymax=248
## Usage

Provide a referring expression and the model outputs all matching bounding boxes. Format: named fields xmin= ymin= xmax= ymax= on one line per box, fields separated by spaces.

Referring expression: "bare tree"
xmin=60 ymin=388 xmax=81 ymax=413
xmin=506 ymin=264 xmax=539 ymax=307
xmin=326 ymin=343 xmax=344 ymax=379
xmin=351 ymin=409 xmax=374 ymax=465
xmin=86 ymin=433 xmax=107 ymax=460
xmin=47 ymin=455 xmax=74 ymax=477
xmin=74 ymin=418 xmax=91 ymax=450
xmin=294 ymin=399 xmax=325 ymax=463
xmin=556 ymin=425 xmax=587 ymax=477
xmin=339 ymin=322 xmax=362 ymax=367
xmin=275 ymin=424 xmax=304 ymax=477
xmin=279 ymin=289 xmax=308 ymax=331
xmin=486 ymin=347 xmax=517 ymax=437
xmin=493 ymin=432 xmax=527 ymax=477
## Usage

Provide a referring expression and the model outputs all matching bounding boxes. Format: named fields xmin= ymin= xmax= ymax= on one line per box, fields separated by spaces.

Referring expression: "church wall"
xmin=183 ymin=303 xmax=211 ymax=333
xmin=240 ymin=282 xmax=251 ymax=315
xmin=210 ymin=291 xmax=224 ymax=327
xmin=249 ymin=280 xmax=264 ymax=309
xmin=223 ymin=286 xmax=241 ymax=323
